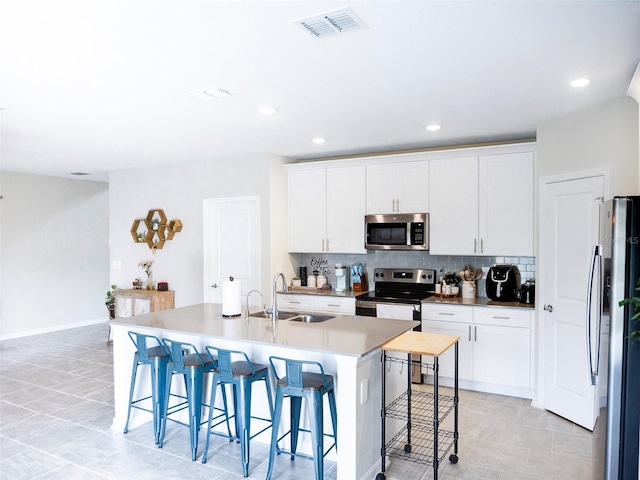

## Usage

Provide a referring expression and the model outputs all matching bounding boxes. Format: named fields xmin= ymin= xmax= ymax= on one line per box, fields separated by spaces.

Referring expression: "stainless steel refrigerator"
xmin=590 ymin=197 xmax=640 ymax=479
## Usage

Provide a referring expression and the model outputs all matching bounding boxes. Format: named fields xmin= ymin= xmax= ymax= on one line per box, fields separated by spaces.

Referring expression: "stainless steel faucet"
xmin=271 ymin=272 xmax=287 ymax=323
xmin=245 ymin=289 xmax=265 ymax=319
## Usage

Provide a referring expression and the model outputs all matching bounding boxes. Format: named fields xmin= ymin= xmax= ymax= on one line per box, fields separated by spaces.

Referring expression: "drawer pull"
xmin=326 ymin=303 xmax=340 ymax=307
xmin=438 ymin=312 xmax=454 ymax=316
xmin=492 ymin=316 xmax=510 ymax=320
xmin=288 ymin=301 xmax=301 ymax=304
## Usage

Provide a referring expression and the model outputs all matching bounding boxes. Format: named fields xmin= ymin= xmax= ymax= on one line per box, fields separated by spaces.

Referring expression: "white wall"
xmin=0 ymin=172 xmax=109 ymax=339
xmin=537 ymin=96 xmax=639 ymax=196
xmin=108 ymin=154 xmax=288 ymax=307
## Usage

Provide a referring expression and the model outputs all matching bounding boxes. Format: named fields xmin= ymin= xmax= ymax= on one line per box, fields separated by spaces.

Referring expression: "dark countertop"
xmin=423 ymin=296 xmax=535 ymax=309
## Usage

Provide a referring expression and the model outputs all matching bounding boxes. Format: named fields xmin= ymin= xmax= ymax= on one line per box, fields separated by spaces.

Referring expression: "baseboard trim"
xmin=0 ymin=317 xmax=107 ymax=341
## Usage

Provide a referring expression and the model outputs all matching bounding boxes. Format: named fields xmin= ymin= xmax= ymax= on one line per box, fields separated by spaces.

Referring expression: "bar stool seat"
xmin=123 ymin=332 xmax=172 ymax=447
xmin=266 ymin=356 xmax=337 ymax=480
xmin=201 ymin=346 xmax=274 ymax=477
xmin=162 ymin=339 xmax=232 ymax=461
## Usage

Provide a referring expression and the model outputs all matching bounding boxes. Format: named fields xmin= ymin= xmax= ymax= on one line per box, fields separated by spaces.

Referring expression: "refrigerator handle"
xmin=586 ymin=244 xmax=602 ymax=386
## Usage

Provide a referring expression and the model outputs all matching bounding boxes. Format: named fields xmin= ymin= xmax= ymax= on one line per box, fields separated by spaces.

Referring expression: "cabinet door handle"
xmin=468 ymin=325 xmax=471 ymax=341
xmin=481 ymin=238 xmax=484 ymax=253
xmin=475 ymin=326 xmax=478 ymax=341
xmin=474 ymin=238 xmax=477 ymax=253
xmin=396 ymin=198 xmax=400 ymax=212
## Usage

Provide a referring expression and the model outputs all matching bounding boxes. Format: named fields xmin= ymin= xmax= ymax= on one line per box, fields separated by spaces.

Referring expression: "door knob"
xmin=544 ymin=304 xmax=553 ymax=313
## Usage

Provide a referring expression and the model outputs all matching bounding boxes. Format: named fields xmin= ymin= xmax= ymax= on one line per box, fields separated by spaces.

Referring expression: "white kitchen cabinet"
xmin=276 ymin=293 xmax=355 ymax=315
xmin=366 ymin=161 xmax=429 ymax=214
xmin=429 ymin=150 xmax=534 ymax=256
xmin=288 ymin=168 xmax=326 ymax=253
xmin=288 ymin=165 xmax=366 ymax=253
xmin=428 ymin=157 xmax=479 ymax=255
xmin=478 ymin=151 xmax=534 ymax=256
xmin=422 ymin=304 xmax=533 ymax=397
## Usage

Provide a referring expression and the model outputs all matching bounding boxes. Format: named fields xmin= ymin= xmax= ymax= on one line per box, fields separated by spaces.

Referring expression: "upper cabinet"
xmin=288 ymin=165 xmax=366 ymax=254
xmin=478 ymin=152 xmax=534 ymax=256
xmin=429 ymin=150 xmax=534 ymax=256
xmin=366 ymin=161 xmax=429 ymax=214
xmin=286 ymin=143 xmax=534 ymax=256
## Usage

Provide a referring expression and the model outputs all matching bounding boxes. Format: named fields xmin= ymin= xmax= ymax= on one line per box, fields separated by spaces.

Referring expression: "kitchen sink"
xmin=248 ymin=311 xmax=300 ymax=320
xmin=288 ymin=314 xmax=333 ymax=323
xmin=248 ymin=311 xmax=333 ymax=323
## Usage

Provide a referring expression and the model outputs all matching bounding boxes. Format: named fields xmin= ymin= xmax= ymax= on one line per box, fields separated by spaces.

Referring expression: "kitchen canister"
xmin=462 ymin=280 xmax=476 ymax=299
xmin=307 ymin=275 xmax=317 ymax=287
xmin=222 ymin=277 xmax=242 ymax=317
xmin=317 ymin=275 xmax=327 ymax=288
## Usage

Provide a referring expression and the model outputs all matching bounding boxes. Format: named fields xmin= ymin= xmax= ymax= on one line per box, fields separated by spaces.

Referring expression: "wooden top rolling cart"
xmin=377 ymin=331 xmax=460 ymax=480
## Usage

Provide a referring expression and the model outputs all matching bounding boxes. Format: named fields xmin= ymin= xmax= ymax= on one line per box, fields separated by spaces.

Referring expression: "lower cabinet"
xmin=276 ymin=293 xmax=355 ymax=315
xmin=422 ymin=304 xmax=533 ymax=398
xmin=114 ymin=289 xmax=175 ymax=318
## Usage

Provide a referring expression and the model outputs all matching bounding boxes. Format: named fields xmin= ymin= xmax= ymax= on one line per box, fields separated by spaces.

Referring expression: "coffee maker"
xmin=335 ymin=263 xmax=350 ymax=292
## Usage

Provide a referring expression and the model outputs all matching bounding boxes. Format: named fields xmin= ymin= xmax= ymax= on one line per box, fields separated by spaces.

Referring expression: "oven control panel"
xmin=373 ymin=268 xmax=436 ymax=284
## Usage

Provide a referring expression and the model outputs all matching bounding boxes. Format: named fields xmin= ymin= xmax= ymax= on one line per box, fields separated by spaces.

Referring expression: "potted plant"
xmin=442 ymin=272 xmax=460 ymax=296
xmin=105 ymin=284 xmax=117 ymax=319
xmin=291 ymin=276 xmax=302 ymax=287
xmin=619 ymin=277 xmax=640 ymax=342
xmin=442 ymin=272 xmax=460 ymax=286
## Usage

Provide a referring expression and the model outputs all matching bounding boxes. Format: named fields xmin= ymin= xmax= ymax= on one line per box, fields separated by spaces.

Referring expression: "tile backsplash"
xmin=291 ymin=251 xmax=535 ymax=298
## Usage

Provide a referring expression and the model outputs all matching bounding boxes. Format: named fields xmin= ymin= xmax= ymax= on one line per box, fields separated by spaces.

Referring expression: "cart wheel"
xmin=375 ymin=473 xmax=386 ymax=480
xmin=449 ymin=454 xmax=459 ymax=464
xmin=404 ymin=444 xmax=412 ymax=454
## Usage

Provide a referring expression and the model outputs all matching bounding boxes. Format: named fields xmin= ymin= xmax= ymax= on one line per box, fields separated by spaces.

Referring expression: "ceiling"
xmin=1 ymin=1 xmax=639 ymax=183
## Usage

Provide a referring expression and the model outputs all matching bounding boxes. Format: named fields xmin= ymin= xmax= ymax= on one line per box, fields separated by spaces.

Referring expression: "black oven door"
xmin=355 ymin=300 xmax=377 ymax=317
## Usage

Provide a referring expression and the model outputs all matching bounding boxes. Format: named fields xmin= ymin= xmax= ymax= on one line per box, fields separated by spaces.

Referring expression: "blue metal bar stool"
xmin=162 ymin=339 xmax=232 ymax=461
xmin=266 ymin=356 xmax=337 ymax=480
xmin=123 ymin=331 xmax=172 ymax=447
xmin=201 ymin=346 xmax=274 ymax=477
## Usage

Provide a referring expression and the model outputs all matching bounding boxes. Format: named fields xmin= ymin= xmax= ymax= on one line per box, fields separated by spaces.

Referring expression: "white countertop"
xmin=111 ymin=303 xmax=418 ymax=357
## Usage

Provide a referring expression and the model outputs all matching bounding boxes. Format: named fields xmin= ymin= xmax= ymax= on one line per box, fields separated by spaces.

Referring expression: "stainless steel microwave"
xmin=364 ymin=213 xmax=429 ymax=250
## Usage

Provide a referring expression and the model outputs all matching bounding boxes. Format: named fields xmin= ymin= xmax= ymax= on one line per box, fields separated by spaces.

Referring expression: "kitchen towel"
xmin=222 ymin=277 xmax=242 ymax=317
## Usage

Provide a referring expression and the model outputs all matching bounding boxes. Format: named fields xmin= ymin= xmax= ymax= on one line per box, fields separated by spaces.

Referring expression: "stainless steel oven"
xmin=355 ymin=268 xmax=436 ymax=383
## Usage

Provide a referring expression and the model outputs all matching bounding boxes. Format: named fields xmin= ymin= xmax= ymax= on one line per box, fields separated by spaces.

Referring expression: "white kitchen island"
xmin=110 ymin=303 xmax=417 ymax=480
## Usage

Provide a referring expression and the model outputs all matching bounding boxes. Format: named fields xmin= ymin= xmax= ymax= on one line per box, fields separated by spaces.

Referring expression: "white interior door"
xmin=203 ymin=197 xmax=260 ymax=307
xmin=542 ymin=174 xmax=604 ymax=430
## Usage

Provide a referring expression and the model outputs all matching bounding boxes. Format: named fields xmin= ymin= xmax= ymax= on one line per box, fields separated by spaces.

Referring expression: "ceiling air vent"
xmin=295 ymin=7 xmax=368 ymax=39
xmin=187 ymin=86 xmax=233 ymax=101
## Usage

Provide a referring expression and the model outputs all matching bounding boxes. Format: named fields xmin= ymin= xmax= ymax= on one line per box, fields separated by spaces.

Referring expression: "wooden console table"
xmin=107 ymin=289 xmax=174 ymax=344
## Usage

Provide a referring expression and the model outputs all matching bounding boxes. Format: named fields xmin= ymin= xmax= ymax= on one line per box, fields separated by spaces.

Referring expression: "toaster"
xmin=486 ymin=265 xmax=521 ymax=302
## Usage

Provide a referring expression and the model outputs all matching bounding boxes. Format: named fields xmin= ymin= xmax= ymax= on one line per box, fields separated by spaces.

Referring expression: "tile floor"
xmin=0 ymin=323 xmax=596 ymax=480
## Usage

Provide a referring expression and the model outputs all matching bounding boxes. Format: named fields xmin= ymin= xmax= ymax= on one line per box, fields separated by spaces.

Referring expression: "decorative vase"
xmin=462 ymin=280 xmax=476 ymax=299
xmin=146 ymin=273 xmax=154 ymax=290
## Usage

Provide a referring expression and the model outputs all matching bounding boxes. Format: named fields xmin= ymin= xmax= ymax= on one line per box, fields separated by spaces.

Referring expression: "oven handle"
xmin=357 ymin=300 xmax=421 ymax=309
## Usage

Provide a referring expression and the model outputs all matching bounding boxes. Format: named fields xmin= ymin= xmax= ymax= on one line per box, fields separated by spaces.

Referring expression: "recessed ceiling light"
xmin=425 ymin=124 xmax=441 ymax=131
xmin=570 ymin=78 xmax=590 ymax=88
xmin=312 ymin=138 xmax=326 ymax=144
xmin=258 ymin=106 xmax=277 ymax=115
